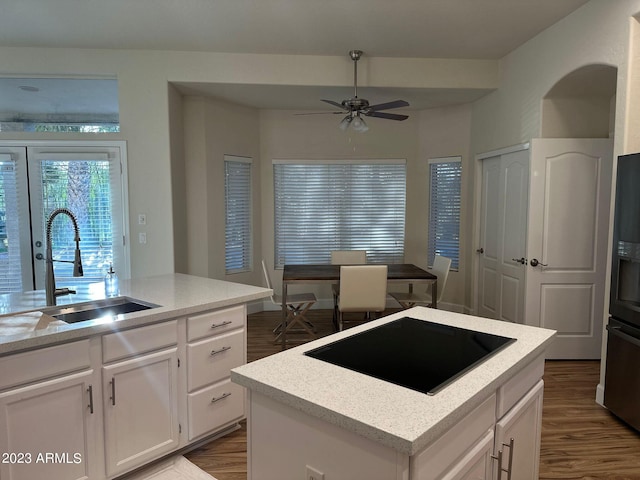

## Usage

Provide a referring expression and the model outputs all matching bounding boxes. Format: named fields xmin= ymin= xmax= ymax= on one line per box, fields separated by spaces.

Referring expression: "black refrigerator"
xmin=604 ymin=152 xmax=640 ymax=432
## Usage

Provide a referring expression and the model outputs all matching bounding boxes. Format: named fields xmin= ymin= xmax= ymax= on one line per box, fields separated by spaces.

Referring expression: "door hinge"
xmin=177 ymin=358 xmax=181 ymax=368
xmin=179 ymin=424 xmax=182 ymax=434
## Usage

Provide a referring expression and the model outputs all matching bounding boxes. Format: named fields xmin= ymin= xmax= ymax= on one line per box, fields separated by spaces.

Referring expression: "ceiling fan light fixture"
xmin=339 ymin=115 xmax=352 ymax=131
xmin=351 ymin=114 xmax=369 ymax=133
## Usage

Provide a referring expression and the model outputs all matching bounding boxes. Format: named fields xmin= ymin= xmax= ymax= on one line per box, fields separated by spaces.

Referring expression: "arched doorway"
xmin=526 ymin=64 xmax=617 ymax=359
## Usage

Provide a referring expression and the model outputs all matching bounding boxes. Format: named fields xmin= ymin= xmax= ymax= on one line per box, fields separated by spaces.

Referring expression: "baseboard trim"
xmin=595 ymin=382 xmax=605 ymax=406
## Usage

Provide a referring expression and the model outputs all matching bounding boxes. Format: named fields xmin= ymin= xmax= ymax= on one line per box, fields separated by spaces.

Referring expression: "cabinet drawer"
xmin=411 ymin=393 xmax=496 ymax=479
xmin=187 ymin=305 xmax=245 ymax=341
xmin=0 ymin=340 xmax=91 ymax=390
xmin=187 ymin=379 xmax=245 ymax=441
xmin=102 ymin=320 xmax=178 ymax=363
xmin=187 ymin=330 xmax=244 ymax=391
xmin=496 ymin=354 xmax=544 ymax=418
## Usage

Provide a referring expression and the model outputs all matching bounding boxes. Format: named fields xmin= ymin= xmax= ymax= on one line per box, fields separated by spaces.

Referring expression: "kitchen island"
xmin=0 ymin=273 xmax=271 ymax=480
xmin=231 ymin=307 xmax=555 ymax=480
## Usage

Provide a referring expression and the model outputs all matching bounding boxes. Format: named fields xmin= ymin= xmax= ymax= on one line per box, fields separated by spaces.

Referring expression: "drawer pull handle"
xmin=491 ymin=438 xmax=514 ymax=480
xmin=110 ymin=378 xmax=116 ymax=406
xmin=211 ymin=392 xmax=232 ymax=403
xmin=87 ymin=385 xmax=94 ymax=414
xmin=211 ymin=320 xmax=232 ymax=329
xmin=210 ymin=346 xmax=231 ymax=357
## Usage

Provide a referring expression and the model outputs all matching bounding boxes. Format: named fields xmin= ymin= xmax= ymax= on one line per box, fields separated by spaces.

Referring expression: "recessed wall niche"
xmin=541 ymin=64 xmax=617 ymax=139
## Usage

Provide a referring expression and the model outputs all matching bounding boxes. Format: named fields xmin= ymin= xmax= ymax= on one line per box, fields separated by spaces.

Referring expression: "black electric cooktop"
xmin=304 ymin=317 xmax=516 ymax=395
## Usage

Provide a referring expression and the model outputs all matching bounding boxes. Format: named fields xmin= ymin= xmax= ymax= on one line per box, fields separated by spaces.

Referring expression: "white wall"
xmin=0 ymin=46 xmax=496 ymax=282
xmin=468 ymin=0 xmax=640 ymax=397
xmin=182 ymin=95 xmax=262 ymax=287
xmin=257 ymin=104 xmax=472 ymax=310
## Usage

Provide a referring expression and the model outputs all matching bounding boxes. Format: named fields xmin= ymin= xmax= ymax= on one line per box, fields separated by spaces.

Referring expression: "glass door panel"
xmin=0 ymin=147 xmax=32 ymax=294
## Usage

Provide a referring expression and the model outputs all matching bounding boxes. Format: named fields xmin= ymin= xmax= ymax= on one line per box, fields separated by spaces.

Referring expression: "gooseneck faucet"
xmin=45 ymin=208 xmax=84 ymax=306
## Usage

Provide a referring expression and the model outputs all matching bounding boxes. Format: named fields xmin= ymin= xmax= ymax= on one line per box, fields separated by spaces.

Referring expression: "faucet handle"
xmin=55 ymin=287 xmax=76 ymax=297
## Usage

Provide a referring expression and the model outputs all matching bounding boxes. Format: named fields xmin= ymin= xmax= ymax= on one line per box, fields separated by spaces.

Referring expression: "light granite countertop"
xmin=0 ymin=273 xmax=272 ymax=355
xmin=231 ymin=307 xmax=555 ymax=456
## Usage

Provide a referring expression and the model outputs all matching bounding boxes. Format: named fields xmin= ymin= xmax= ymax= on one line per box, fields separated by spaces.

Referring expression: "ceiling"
xmin=0 ymin=0 xmax=591 ymax=117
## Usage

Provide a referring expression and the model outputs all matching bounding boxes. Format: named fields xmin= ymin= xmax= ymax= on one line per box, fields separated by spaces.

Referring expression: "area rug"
xmin=126 ymin=456 xmax=218 ymax=480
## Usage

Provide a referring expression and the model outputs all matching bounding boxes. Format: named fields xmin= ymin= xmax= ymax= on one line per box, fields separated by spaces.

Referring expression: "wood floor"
xmin=185 ymin=310 xmax=640 ymax=479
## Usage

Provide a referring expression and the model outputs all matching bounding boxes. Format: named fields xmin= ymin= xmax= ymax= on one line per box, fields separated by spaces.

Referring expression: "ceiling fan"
xmin=305 ymin=50 xmax=410 ymax=133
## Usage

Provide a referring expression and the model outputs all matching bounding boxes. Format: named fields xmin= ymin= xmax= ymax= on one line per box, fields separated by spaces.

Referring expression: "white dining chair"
xmin=337 ymin=265 xmax=388 ymax=331
xmin=330 ymin=250 xmax=367 ymax=329
xmin=390 ymin=255 xmax=451 ymax=309
xmin=261 ymin=260 xmax=317 ymax=343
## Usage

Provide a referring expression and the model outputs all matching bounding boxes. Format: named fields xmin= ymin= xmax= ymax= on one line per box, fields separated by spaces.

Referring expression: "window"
xmin=274 ymin=160 xmax=406 ymax=267
xmin=428 ymin=157 xmax=461 ymax=270
xmin=0 ymin=153 xmax=27 ymax=293
xmin=224 ymin=156 xmax=252 ymax=274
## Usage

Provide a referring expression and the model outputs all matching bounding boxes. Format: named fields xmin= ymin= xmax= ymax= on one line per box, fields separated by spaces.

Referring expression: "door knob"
xmin=512 ymin=257 xmax=526 ymax=265
xmin=476 ymin=247 xmax=484 ymax=254
xmin=530 ymin=258 xmax=548 ymax=267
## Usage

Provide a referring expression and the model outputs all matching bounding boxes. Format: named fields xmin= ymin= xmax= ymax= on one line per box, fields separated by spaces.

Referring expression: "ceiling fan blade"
xmin=321 ymin=99 xmax=347 ymax=110
xmin=368 ymin=100 xmax=410 ymax=111
xmin=295 ymin=111 xmax=345 ymax=115
xmin=366 ymin=111 xmax=409 ymax=121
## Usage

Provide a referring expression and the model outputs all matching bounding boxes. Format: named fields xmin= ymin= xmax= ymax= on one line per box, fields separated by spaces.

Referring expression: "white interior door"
xmin=525 ymin=138 xmax=613 ymax=359
xmin=477 ymin=147 xmax=529 ymax=323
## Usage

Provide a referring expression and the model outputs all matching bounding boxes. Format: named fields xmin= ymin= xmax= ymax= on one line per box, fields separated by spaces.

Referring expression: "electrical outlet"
xmin=139 ymin=232 xmax=147 ymax=244
xmin=306 ymin=465 xmax=324 ymax=480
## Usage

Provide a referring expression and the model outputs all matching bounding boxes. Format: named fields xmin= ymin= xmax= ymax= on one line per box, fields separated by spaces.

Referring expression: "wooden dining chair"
xmin=337 ymin=265 xmax=388 ymax=331
xmin=390 ymin=255 xmax=451 ymax=309
xmin=261 ymin=260 xmax=317 ymax=343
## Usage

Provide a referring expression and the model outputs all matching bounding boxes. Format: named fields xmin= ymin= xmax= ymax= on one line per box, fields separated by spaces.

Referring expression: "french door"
xmin=0 ymin=142 xmax=129 ymax=294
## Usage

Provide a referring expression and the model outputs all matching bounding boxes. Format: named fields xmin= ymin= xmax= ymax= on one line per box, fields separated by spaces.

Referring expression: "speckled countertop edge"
xmin=0 ymin=273 xmax=272 ymax=355
xmin=231 ymin=307 xmax=556 ymax=455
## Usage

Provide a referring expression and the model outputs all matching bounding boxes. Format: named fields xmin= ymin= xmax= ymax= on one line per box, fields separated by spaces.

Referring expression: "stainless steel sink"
xmin=44 ymin=297 xmax=160 ymax=324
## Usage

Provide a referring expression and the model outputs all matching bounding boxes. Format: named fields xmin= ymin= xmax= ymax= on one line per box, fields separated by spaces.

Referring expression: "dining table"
xmin=280 ymin=263 xmax=437 ymax=349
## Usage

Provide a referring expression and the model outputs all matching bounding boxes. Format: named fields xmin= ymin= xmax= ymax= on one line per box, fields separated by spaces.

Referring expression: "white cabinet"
xmin=102 ymin=322 xmax=179 ymax=478
xmin=0 ymin=301 xmax=252 ymax=480
xmin=0 ymin=341 xmax=101 ymax=480
xmin=186 ymin=305 xmax=246 ymax=441
xmin=493 ymin=380 xmax=544 ymax=480
xmin=244 ymin=353 xmax=547 ymax=480
xmin=441 ymin=431 xmax=494 ymax=480
xmin=411 ymin=394 xmax=496 ymax=479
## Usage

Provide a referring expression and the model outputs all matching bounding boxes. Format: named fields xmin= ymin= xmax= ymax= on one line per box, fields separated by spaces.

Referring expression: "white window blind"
xmin=0 ymin=154 xmax=24 ymax=293
xmin=274 ymin=160 xmax=406 ymax=267
xmin=428 ymin=157 xmax=461 ymax=270
xmin=225 ymin=156 xmax=252 ymax=274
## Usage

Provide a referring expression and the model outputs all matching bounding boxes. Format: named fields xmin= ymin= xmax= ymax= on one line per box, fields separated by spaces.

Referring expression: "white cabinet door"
xmin=0 ymin=370 xmax=99 ymax=480
xmin=493 ymin=380 xmax=544 ymax=480
xmin=102 ymin=347 xmax=179 ymax=477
